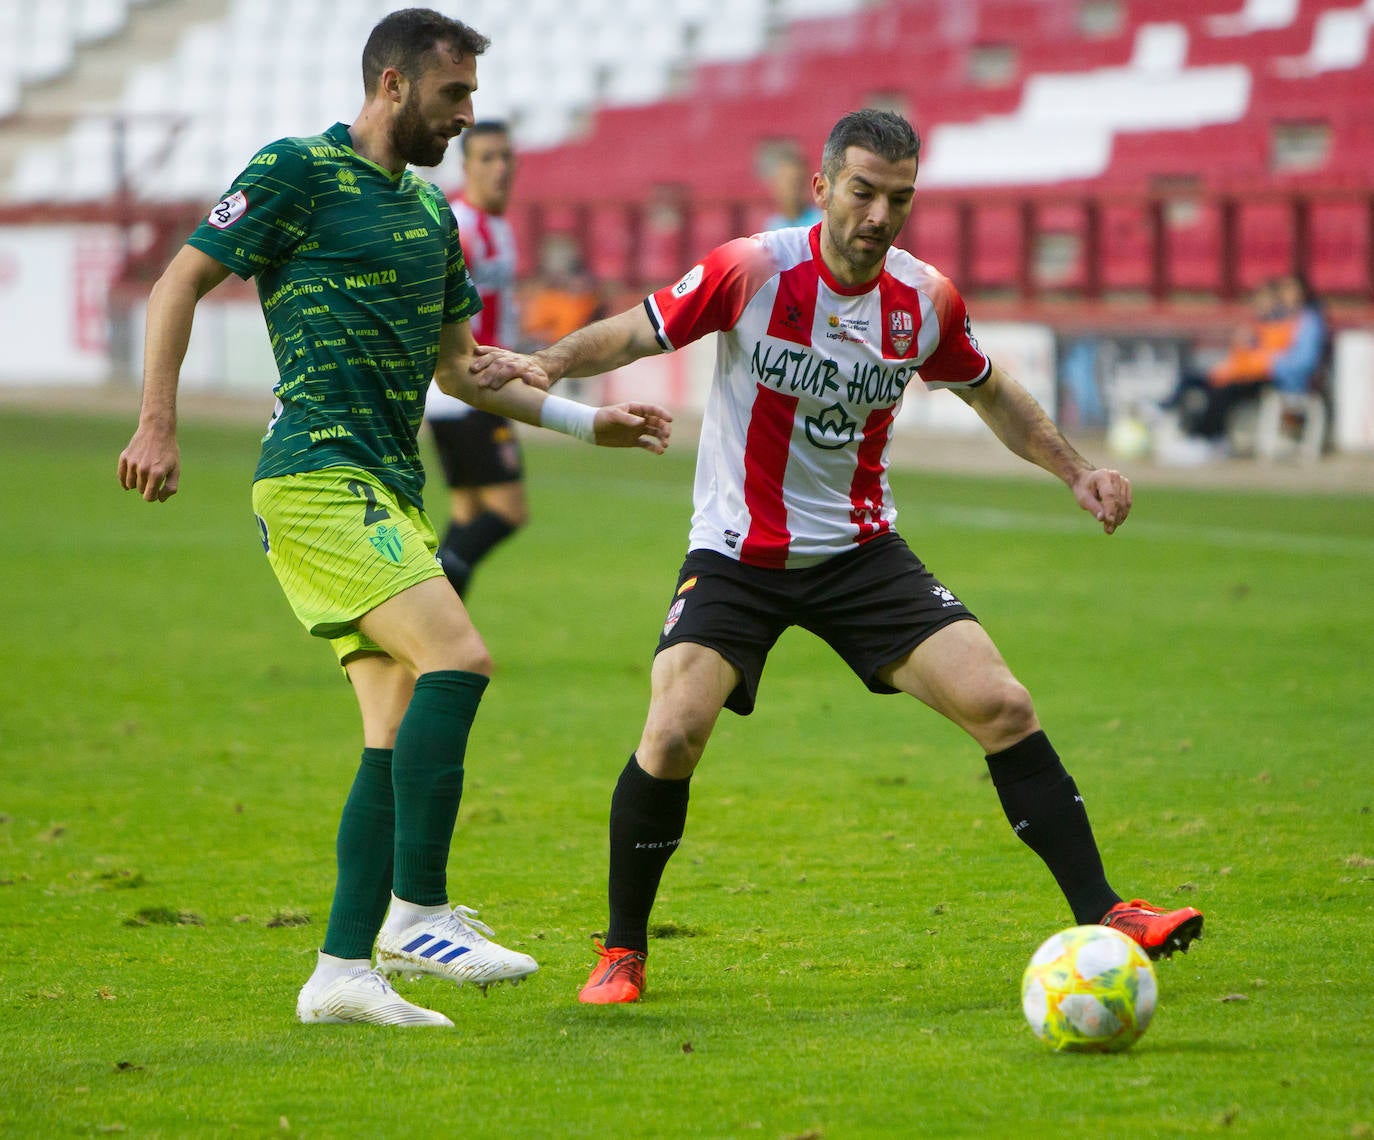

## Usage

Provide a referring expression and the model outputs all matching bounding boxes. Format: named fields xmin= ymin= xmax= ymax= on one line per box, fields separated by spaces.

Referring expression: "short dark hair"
xmin=821 ymin=109 xmax=921 ymax=181
xmin=361 ymin=8 xmax=490 ymax=93
xmin=460 ymin=119 xmax=510 ymax=155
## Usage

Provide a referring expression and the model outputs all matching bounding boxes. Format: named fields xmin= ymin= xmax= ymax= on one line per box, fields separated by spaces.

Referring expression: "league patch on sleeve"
xmin=672 ymin=264 xmax=705 ymax=298
xmin=207 ymin=190 xmax=248 ymax=230
xmin=963 ymin=313 xmax=981 ymax=352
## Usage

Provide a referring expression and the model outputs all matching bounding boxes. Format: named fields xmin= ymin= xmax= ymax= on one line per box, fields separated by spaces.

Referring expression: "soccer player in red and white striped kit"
xmin=473 ymin=109 xmax=1203 ymax=1004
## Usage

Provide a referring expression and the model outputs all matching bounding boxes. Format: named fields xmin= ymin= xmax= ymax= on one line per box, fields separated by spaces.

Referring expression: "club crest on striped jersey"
xmin=887 ymin=309 xmax=915 ymax=356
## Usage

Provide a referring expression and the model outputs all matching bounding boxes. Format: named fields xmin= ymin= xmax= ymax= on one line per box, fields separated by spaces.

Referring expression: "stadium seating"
xmin=0 ymin=0 xmax=1369 ymax=303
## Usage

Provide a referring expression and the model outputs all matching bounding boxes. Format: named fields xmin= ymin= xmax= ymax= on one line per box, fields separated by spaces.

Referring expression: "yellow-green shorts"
xmin=251 ymin=466 xmax=445 ymax=662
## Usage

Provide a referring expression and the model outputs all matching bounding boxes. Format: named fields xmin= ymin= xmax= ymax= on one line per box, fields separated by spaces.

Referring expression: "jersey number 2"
xmin=347 ymin=479 xmax=392 ymax=526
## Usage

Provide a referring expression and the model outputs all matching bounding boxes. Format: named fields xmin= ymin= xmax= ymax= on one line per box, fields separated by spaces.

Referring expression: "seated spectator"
xmin=1160 ymin=275 xmax=1328 ymax=454
xmin=1160 ymin=279 xmax=1283 ymax=428
xmin=1191 ymin=273 xmax=1328 ymax=441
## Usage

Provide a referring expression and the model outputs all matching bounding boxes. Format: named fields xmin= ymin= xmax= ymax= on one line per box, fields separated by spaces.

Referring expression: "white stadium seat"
xmin=75 ymin=0 xmax=129 ymax=45
xmin=1275 ymin=6 xmax=1372 ymax=76
xmin=21 ymin=2 xmax=79 ymax=84
xmin=1207 ymin=0 xmax=1299 ymax=35
xmin=921 ymin=118 xmax=1115 ymax=187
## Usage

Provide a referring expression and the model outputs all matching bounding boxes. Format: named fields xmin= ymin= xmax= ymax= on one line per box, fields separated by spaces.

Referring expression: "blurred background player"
xmin=761 ymin=144 xmax=823 ymax=232
xmin=424 ymin=119 xmax=526 ymax=598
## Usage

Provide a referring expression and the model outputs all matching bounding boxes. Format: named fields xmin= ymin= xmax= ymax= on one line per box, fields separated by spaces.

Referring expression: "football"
xmin=1021 ymin=924 xmax=1158 ymax=1052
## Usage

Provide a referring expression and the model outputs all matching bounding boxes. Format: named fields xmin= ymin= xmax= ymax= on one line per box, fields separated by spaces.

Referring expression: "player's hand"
xmin=1072 ymin=467 xmax=1131 ymax=534
xmin=471 ymin=344 xmax=551 ymax=391
xmin=118 ymin=424 xmax=181 ymax=502
xmin=593 ymin=402 xmax=673 ymax=454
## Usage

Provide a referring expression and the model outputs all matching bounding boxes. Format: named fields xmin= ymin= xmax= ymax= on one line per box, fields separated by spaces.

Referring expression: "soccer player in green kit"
xmin=117 ymin=8 xmax=671 ymax=1027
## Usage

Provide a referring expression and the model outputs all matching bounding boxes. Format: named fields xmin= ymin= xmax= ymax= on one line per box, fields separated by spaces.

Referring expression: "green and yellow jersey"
xmin=188 ymin=121 xmax=481 ymax=506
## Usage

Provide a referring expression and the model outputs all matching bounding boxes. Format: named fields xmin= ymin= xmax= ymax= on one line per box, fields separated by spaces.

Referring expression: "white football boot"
xmin=376 ymin=905 xmax=538 ymax=991
xmin=296 ymin=967 xmax=453 ymax=1027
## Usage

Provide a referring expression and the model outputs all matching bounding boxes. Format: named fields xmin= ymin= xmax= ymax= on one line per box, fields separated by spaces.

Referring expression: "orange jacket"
xmin=1208 ymin=315 xmax=1297 ymax=386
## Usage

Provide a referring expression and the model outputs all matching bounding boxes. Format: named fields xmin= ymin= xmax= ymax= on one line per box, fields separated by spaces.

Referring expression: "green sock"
xmin=321 ymin=747 xmax=395 ymax=960
xmin=392 ymin=670 xmax=489 ymax=905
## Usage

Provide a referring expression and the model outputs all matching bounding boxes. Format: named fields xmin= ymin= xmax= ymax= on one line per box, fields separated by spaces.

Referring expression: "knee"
xmin=967 ymin=676 xmax=1039 ymax=752
xmin=461 ymin=640 xmax=495 ymax=679
xmin=445 ymin=628 xmax=494 ymax=678
xmin=638 ymin=720 xmax=708 ymax=779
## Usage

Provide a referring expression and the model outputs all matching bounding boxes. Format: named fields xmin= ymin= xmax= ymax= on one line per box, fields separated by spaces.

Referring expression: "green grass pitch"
xmin=1 ymin=408 xmax=1371 ymax=1138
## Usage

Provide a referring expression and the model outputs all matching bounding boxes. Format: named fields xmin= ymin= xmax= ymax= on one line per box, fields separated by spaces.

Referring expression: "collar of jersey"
xmin=326 ymin=122 xmax=409 ymax=183
xmin=809 ymin=223 xmax=884 ymax=298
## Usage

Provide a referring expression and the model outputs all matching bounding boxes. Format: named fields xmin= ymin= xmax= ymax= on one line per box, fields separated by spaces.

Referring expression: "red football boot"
xmin=578 ymin=942 xmax=647 ymax=1004
xmin=1101 ymin=898 xmax=1204 ymax=960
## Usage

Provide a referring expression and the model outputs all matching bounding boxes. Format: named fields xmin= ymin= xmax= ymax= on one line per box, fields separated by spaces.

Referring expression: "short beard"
xmin=390 ymin=90 xmax=448 ymax=169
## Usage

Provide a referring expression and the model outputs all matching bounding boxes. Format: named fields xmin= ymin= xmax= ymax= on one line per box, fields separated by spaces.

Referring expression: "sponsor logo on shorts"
xmin=208 ymin=190 xmax=248 ymax=230
xmin=931 ymin=584 xmax=961 ymax=608
xmin=676 ymin=576 xmax=698 ymax=596
xmin=663 ymin=597 xmax=686 ymax=637
xmin=255 ymin=513 xmax=270 ymax=553
xmin=369 ymin=523 xmax=404 ymax=564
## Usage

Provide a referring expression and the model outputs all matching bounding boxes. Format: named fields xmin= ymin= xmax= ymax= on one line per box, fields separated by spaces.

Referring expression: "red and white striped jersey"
xmin=645 ymin=224 xmax=991 ymax=569
xmin=427 ymin=194 xmax=519 ymax=420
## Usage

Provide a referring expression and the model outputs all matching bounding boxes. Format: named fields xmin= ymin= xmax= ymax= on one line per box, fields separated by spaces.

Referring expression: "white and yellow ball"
xmin=1021 ymin=924 xmax=1157 ymax=1052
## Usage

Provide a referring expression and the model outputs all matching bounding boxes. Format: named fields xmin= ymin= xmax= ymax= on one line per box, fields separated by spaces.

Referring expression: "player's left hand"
xmin=593 ymin=402 xmax=673 ymax=454
xmin=1072 ymin=467 xmax=1132 ymax=534
xmin=471 ymin=344 xmax=551 ymax=391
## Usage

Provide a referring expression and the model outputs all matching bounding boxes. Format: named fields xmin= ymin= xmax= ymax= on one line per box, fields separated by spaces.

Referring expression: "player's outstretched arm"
xmin=470 ymin=305 xmax=662 ymax=391
xmin=959 ymin=364 xmax=1132 ymax=534
xmin=117 ymin=245 xmax=231 ymax=502
xmin=435 ymin=322 xmax=672 ymax=454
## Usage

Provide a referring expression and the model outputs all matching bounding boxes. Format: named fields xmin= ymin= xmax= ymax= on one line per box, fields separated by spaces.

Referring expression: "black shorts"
xmin=427 ymin=412 xmax=524 ymax=489
xmin=656 ymin=532 xmax=978 ymax=716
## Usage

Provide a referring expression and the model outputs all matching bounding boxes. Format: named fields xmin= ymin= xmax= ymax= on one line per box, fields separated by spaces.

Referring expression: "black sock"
xmin=986 ymin=731 xmax=1121 ymax=925
xmin=606 ymin=754 xmax=690 ymax=953
xmin=440 ymin=511 xmax=517 ymax=596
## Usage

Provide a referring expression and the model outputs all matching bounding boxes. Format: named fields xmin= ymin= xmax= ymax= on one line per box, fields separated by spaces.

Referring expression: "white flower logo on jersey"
xmin=672 ymin=264 xmax=704 ymax=298
xmin=805 ymin=402 xmax=857 ymax=450
xmin=208 ymin=190 xmax=248 ymax=230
